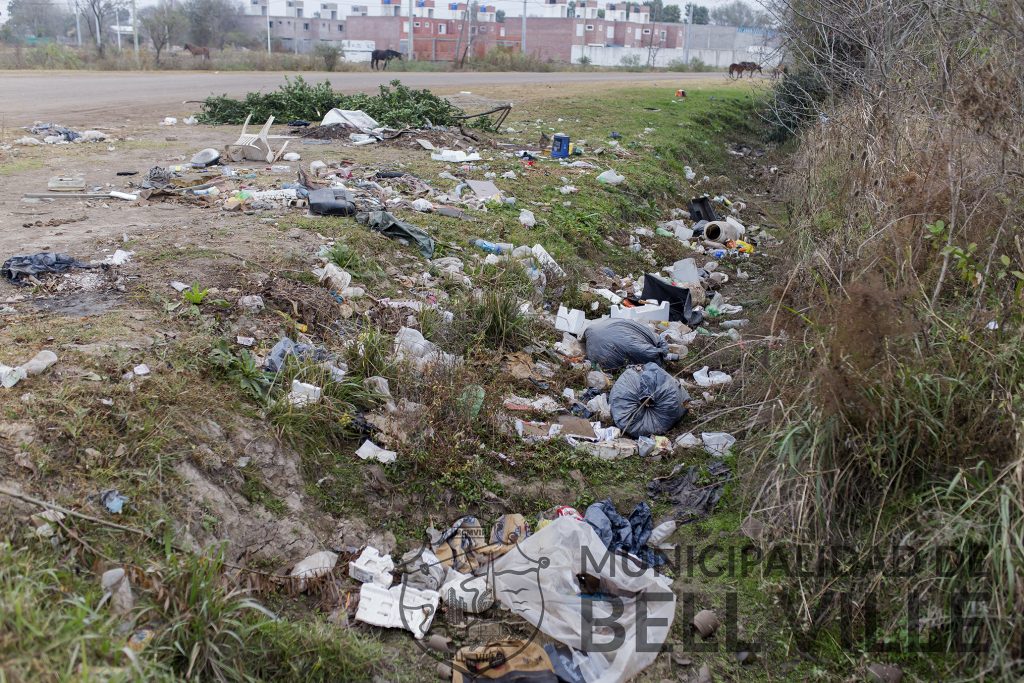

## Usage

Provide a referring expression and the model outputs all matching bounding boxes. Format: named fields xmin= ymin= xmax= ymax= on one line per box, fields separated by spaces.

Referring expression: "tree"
xmin=709 ymin=0 xmax=770 ymax=27
xmin=183 ymin=0 xmax=242 ymax=49
xmin=1 ymin=0 xmax=69 ymax=41
xmin=684 ymin=3 xmax=709 ymax=24
xmin=82 ymin=0 xmax=114 ymax=56
xmin=495 ymin=8 xmax=504 ymax=22
xmin=567 ymin=0 xmax=575 ymax=18
xmin=140 ymin=0 xmax=187 ymax=65
xmin=661 ymin=4 xmax=680 ymax=22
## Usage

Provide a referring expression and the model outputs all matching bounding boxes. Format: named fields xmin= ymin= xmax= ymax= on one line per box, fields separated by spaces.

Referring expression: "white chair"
xmin=225 ymin=114 xmax=276 ymax=162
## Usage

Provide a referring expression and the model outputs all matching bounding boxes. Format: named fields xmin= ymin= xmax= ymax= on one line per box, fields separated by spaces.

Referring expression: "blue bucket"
xmin=551 ymin=134 xmax=570 ymax=159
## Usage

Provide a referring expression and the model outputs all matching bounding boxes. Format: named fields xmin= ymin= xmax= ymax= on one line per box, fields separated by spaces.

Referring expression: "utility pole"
xmin=407 ymin=0 xmax=414 ymax=60
xmin=683 ymin=3 xmax=691 ymax=63
xmin=463 ymin=0 xmax=474 ymax=65
xmin=131 ymin=0 xmax=139 ymax=65
xmin=453 ymin=4 xmax=466 ymax=66
xmin=266 ymin=0 xmax=271 ymax=53
xmin=520 ymin=0 xmax=526 ymax=54
xmin=75 ymin=1 xmax=82 ymax=46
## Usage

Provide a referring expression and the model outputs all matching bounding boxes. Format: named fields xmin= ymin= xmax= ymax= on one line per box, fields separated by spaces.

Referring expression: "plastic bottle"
xmin=471 ymin=239 xmax=503 ymax=254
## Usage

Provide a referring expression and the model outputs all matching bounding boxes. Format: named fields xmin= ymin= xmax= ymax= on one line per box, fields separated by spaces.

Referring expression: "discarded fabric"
xmin=355 ymin=439 xmax=397 ymax=464
xmin=2 ymin=253 xmax=93 ymax=285
xmin=648 ymin=460 xmax=731 ymax=523
xmin=358 ymin=211 xmax=435 ymax=258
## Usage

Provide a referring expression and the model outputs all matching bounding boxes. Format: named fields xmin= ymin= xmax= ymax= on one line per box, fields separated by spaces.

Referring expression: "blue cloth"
xmin=584 ymin=499 xmax=661 ymax=567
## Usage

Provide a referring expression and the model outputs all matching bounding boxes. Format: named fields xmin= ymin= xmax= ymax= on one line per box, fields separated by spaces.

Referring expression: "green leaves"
xmin=197 ymin=77 xmax=465 ymax=128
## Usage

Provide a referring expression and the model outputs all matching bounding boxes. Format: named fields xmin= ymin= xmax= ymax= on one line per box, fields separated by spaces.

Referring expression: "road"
xmin=0 ymin=70 xmax=715 ymax=124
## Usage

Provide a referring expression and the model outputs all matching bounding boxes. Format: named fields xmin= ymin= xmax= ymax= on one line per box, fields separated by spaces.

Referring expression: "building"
xmin=240 ymin=0 xmax=780 ymax=66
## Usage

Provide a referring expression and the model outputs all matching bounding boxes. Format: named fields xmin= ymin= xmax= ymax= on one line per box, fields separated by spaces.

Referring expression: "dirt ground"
xmin=0 ymin=69 xmax=723 ymax=122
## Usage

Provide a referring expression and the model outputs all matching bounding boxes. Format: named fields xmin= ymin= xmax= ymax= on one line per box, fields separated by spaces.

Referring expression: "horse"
xmin=371 ymin=49 xmax=403 ymax=71
xmin=184 ymin=43 xmax=211 ymax=61
xmin=728 ymin=63 xmax=744 ymax=79
xmin=740 ymin=61 xmax=763 ymax=77
xmin=771 ymin=64 xmax=789 ymax=79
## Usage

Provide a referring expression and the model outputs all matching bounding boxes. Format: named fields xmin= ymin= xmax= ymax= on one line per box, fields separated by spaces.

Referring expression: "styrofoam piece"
xmin=593 ymin=288 xmax=623 ymax=305
xmin=431 ymin=150 xmax=481 ymax=162
xmin=288 ymin=380 xmax=322 ymax=406
xmin=349 ymin=546 xmax=394 ymax=586
xmin=556 ymin=305 xmax=587 ymax=336
xmin=355 ymin=582 xmax=439 ymax=639
xmin=439 ymin=571 xmax=494 ymax=614
xmin=580 ymin=438 xmax=638 ymax=460
xmin=355 ymin=439 xmax=397 ymax=464
xmin=609 ymin=301 xmax=670 ymax=322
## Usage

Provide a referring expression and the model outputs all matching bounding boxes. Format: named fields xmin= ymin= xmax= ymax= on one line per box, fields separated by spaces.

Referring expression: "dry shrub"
xmin=753 ymin=0 xmax=1024 ymax=677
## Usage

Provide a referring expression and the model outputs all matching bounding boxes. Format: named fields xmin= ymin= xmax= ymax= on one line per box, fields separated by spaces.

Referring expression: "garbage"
xmin=355 ymin=439 xmax=397 ymax=464
xmin=531 ymin=244 xmax=566 ymax=277
xmin=704 ymin=220 xmax=742 ymax=242
xmin=596 ymin=169 xmax=625 ymax=185
xmin=555 ymin=306 xmax=588 ymax=336
xmin=672 ymin=258 xmax=700 ymax=283
xmin=109 ymin=191 xmax=138 ymax=201
xmin=453 ymin=640 xmax=555 ymax=682
xmin=493 ymin=517 xmax=675 ymax=682
xmin=183 ymin=116 xmax=198 ymax=125
xmin=290 ymin=551 xmax=339 ymax=591
xmin=466 ymin=179 xmax=501 ymax=199
xmin=100 ymin=489 xmax=128 ymax=514
xmin=585 ymin=499 xmax=661 ymax=565
xmin=610 ymin=300 xmax=670 ymax=322
xmin=692 ymin=609 xmax=721 ymax=639
xmin=100 ymin=568 xmax=135 ymax=616
xmin=349 ymin=546 xmax=394 ymax=586
xmin=647 ymin=460 xmax=731 ymax=523
xmin=225 ymin=114 xmax=287 ymax=163
xmin=693 ymin=366 xmax=733 ymax=387
xmin=431 ymin=150 xmax=481 ymax=162
xmin=609 ymin=363 xmax=689 ymax=437
xmin=518 ymin=209 xmax=537 ymax=228
xmin=15 ymin=136 xmax=42 ymax=146
xmin=309 ymin=188 xmax=356 ymax=216
xmin=1 ymin=350 xmax=58 ymax=389
xmin=47 ymin=176 xmax=86 ymax=192
xmin=321 ymin=108 xmax=380 ymax=131
xmin=282 ymin=152 xmax=301 ymax=162
xmin=263 ymin=337 xmax=330 ymax=373
xmin=584 ymin=319 xmax=670 ymax=370
xmin=237 ymin=295 xmax=265 ymax=312
xmin=364 ymin=375 xmax=392 ymax=399
xmin=505 ymin=395 xmax=562 ymax=413
xmin=640 ymin=274 xmax=703 ymax=327
xmin=358 ymin=211 xmax=435 ymax=259
xmin=190 ymin=148 xmax=221 ymax=167
xmin=159 ymin=117 xmax=177 ymax=126
xmin=287 ymin=380 xmax=322 ymax=407
xmin=649 ymin=519 xmax=677 ymax=549
xmin=719 ymin=319 xmax=748 ymax=329
xmin=393 ymin=326 xmax=459 ymax=371
xmin=316 ymin=262 xmax=352 ymax=292
xmin=356 ymin=580 xmax=440 ymax=639
xmin=2 ymin=252 xmax=93 ymax=285
xmin=411 ymin=198 xmax=433 ymax=212
xmin=689 ymin=196 xmax=719 ymax=222
xmin=400 ymin=547 xmax=447 ymax=591
xmin=101 ymin=249 xmax=134 ymax=266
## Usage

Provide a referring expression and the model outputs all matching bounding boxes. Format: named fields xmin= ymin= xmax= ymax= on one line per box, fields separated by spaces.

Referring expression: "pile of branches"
xmin=198 ymin=77 xmax=465 ymax=128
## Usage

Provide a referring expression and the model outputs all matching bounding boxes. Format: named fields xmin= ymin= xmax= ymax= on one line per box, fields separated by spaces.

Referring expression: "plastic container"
xmin=551 ymin=133 xmax=570 ymax=159
xmin=471 ymin=239 xmax=504 ymax=254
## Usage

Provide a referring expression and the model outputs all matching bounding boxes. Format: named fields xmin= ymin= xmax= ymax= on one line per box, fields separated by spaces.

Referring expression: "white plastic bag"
xmin=493 ymin=517 xmax=675 ymax=683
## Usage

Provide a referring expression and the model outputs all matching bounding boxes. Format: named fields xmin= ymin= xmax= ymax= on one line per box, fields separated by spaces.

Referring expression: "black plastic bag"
xmin=357 ymin=211 xmax=435 ymax=259
xmin=2 ymin=252 xmax=93 ymax=285
xmin=309 ymin=188 xmax=356 ymax=216
xmin=583 ymin=319 xmax=668 ymax=370
xmin=609 ymin=362 xmax=688 ymax=437
xmin=641 ymin=274 xmax=703 ymax=327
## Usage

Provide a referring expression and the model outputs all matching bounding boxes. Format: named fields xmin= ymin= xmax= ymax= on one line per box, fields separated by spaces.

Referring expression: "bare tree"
xmin=140 ymin=0 xmax=186 ymax=64
xmin=82 ymin=0 xmax=113 ymax=56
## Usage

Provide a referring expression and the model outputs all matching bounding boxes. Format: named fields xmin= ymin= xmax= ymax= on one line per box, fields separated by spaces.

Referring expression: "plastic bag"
xmin=609 ymin=363 xmax=688 ymax=437
xmin=583 ymin=319 xmax=669 ymax=370
xmin=493 ymin=517 xmax=675 ymax=683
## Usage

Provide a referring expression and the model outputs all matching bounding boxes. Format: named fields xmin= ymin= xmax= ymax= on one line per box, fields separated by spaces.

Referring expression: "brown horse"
xmin=184 ymin=43 xmax=211 ymax=60
xmin=728 ymin=63 xmax=744 ymax=79
xmin=739 ymin=61 xmax=762 ymax=77
xmin=770 ymin=65 xmax=788 ymax=79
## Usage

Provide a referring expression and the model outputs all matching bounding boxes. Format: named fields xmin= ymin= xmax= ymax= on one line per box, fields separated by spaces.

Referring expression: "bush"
xmin=466 ymin=46 xmax=556 ymax=72
xmin=198 ymin=77 xmax=465 ymax=127
xmin=313 ymin=43 xmax=341 ymax=71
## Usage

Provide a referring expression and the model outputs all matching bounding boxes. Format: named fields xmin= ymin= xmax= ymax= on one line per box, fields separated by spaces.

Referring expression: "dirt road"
xmin=0 ymin=70 xmax=719 ymax=125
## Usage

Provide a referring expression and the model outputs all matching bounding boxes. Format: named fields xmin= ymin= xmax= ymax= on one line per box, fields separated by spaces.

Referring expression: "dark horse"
xmin=371 ymin=49 xmax=403 ymax=70
xmin=184 ymin=43 xmax=210 ymax=60
xmin=728 ymin=61 xmax=762 ymax=78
